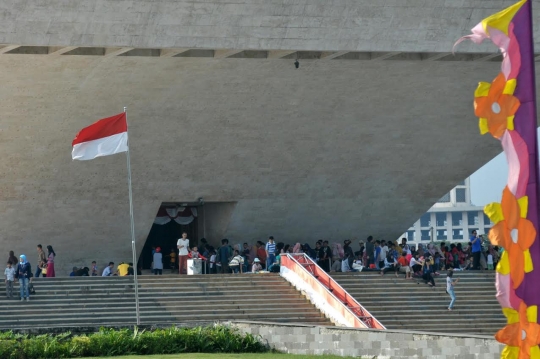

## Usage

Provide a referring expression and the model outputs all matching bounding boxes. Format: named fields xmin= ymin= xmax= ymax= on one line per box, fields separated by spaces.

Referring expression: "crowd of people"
xmin=147 ymin=230 xmax=499 ymax=280
xmin=5 ymin=230 xmax=499 ymax=309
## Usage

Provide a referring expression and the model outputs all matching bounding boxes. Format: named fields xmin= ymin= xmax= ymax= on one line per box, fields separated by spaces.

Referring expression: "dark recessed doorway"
xmin=139 ymin=204 xmax=200 ymax=270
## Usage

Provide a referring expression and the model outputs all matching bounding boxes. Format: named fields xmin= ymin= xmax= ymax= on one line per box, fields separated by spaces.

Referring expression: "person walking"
xmin=447 ymin=269 xmax=459 ymax=311
xmin=46 ymin=245 xmax=56 ymax=277
xmin=36 ymin=245 xmax=47 ymax=278
xmin=16 ymin=255 xmax=32 ymax=301
xmin=177 ymin=232 xmax=190 ymax=275
xmin=469 ymin=230 xmax=482 ymax=270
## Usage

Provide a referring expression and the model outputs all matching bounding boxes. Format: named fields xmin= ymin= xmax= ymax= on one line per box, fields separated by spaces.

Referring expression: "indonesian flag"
xmin=72 ymin=113 xmax=128 ymax=161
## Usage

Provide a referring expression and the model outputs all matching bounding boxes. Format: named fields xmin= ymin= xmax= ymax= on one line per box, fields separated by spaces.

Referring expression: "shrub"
xmin=0 ymin=325 xmax=267 ymax=359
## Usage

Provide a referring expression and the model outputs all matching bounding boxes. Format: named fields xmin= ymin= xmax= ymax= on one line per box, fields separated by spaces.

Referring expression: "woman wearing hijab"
xmin=8 ymin=251 xmax=18 ymax=268
xmin=17 ymin=254 xmax=32 ymax=301
xmin=46 ymin=245 xmax=56 ymax=277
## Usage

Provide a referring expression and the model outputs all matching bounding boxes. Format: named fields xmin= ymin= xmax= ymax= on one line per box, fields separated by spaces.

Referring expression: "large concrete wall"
xmin=1 ymin=54 xmax=527 ymax=274
xmin=1 ymin=0 xmax=539 ymax=53
xmin=1 ymin=0 xmax=540 ymax=274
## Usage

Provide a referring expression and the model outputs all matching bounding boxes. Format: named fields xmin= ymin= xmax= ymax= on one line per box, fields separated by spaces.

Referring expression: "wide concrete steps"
xmin=0 ymin=274 xmax=332 ymax=329
xmin=332 ymin=271 xmax=504 ymax=335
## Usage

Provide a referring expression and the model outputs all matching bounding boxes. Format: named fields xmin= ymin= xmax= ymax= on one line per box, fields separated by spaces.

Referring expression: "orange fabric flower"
xmin=488 ymin=187 xmax=535 ymax=288
xmin=474 ymin=73 xmax=520 ymax=138
xmin=495 ymin=301 xmax=540 ymax=359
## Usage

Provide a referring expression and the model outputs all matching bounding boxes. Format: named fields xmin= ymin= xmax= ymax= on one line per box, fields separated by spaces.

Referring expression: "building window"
xmin=484 ymin=228 xmax=491 ymax=236
xmin=468 ymin=211 xmax=480 ymax=226
xmin=421 ymin=230 xmax=431 ymax=241
xmin=452 ymin=212 xmax=462 ymax=226
xmin=457 ymin=180 xmax=465 ymax=186
xmin=407 ymin=230 xmax=415 ymax=242
xmin=452 ymin=228 xmax=463 ymax=240
xmin=437 ymin=229 xmax=447 ymax=240
xmin=456 ymin=188 xmax=466 ymax=202
xmin=484 ymin=213 xmax=493 ymax=225
xmin=436 ymin=212 xmax=447 ymax=227
xmin=420 ymin=213 xmax=431 ymax=227
xmin=437 ymin=193 xmax=450 ymax=203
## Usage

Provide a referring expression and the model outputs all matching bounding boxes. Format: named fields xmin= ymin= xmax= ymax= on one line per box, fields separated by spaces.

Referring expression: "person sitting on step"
xmin=422 ymin=256 xmax=436 ymax=287
xmin=102 ymin=262 xmax=115 ymax=276
xmin=380 ymin=252 xmax=399 ymax=277
xmin=75 ymin=267 xmax=90 ymax=276
xmin=117 ymin=262 xmax=130 ymax=276
xmin=398 ymin=252 xmax=412 ymax=280
xmin=409 ymin=253 xmax=422 ymax=276
xmin=252 ymin=258 xmax=263 ymax=273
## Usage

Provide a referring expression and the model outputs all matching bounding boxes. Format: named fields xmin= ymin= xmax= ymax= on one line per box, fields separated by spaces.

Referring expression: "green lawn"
xmin=82 ymin=354 xmax=348 ymax=359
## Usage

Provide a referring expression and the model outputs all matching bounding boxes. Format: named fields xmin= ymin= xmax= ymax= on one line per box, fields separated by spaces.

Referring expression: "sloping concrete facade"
xmin=0 ymin=0 xmax=539 ymax=274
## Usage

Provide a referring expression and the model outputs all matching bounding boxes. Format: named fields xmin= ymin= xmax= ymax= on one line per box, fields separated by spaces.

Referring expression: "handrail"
xmin=281 ymin=253 xmax=385 ymax=330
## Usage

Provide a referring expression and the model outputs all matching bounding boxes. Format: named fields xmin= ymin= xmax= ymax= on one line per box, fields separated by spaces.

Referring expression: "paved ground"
xmin=83 ymin=354 xmax=347 ymax=359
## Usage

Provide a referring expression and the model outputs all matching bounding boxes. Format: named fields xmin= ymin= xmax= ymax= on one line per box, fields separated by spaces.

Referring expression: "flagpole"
xmin=124 ymin=106 xmax=141 ymax=326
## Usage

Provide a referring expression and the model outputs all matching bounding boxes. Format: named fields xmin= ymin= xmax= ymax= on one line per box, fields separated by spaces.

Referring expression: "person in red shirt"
xmin=397 ymin=252 xmax=411 ymax=279
xmin=256 ymin=241 xmax=266 ymax=269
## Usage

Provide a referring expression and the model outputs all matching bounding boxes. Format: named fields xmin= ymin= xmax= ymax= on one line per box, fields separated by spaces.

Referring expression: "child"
xmin=209 ymin=250 xmax=216 ymax=274
xmin=487 ymin=252 xmax=494 ymax=270
xmin=190 ymin=246 xmax=201 ymax=259
xmin=252 ymin=258 xmax=262 ymax=273
xmin=229 ymin=250 xmax=244 ymax=274
xmin=153 ymin=247 xmax=163 ymax=275
xmin=91 ymin=261 xmax=98 ymax=276
xmin=4 ymin=261 xmax=15 ymax=298
xmin=447 ymin=269 xmax=459 ymax=311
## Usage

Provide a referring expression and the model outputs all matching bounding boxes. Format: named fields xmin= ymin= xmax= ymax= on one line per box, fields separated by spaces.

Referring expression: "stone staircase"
xmin=332 ymin=271 xmax=505 ymax=335
xmin=0 ymin=274 xmax=331 ymax=329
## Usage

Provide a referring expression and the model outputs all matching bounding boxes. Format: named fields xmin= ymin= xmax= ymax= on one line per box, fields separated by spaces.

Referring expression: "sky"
xmin=469 ymin=128 xmax=540 ymax=206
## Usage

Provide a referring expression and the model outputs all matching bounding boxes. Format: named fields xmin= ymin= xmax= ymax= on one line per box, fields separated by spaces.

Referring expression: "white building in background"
xmin=401 ymin=178 xmax=493 ymax=243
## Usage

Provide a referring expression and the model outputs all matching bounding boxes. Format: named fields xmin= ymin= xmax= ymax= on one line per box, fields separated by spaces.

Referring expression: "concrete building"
xmin=399 ymin=178 xmax=493 ymax=244
xmin=0 ymin=0 xmax=539 ymax=273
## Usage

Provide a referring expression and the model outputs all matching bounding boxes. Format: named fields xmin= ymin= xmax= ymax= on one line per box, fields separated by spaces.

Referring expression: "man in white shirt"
xmin=380 ymin=241 xmax=388 ymax=262
xmin=177 ymin=232 xmax=190 ymax=275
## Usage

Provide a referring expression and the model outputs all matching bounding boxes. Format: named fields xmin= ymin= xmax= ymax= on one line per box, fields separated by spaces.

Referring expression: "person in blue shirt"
xmin=469 ymin=230 xmax=482 ymax=270
xmin=374 ymin=241 xmax=382 ymax=270
xmin=265 ymin=236 xmax=276 ymax=270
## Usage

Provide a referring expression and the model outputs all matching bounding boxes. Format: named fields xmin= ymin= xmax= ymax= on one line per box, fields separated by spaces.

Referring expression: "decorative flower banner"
xmin=456 ymin=1 xmax=540 ymax=358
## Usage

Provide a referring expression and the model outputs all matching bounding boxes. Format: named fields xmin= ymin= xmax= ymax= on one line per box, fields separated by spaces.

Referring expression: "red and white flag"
xmin=72 ymin=113 xmax=128 ymax=161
